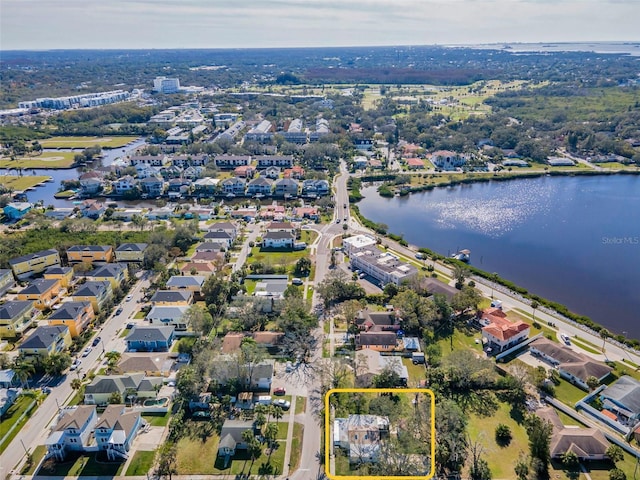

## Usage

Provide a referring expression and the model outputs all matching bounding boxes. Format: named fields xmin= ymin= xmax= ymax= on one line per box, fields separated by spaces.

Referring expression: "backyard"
xmin=125 ymin=450 xmax=156 ymax=476
xmin=37 ymin=452 xmax=124 ymax=477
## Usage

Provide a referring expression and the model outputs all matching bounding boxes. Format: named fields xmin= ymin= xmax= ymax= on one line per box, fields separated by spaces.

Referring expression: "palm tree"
xmin=71 ymin=378 xmax=82 ymax=391
xmin=531 ymin=301 xmax=539 ymax=322
xmin=12 ymin=360 xmax=35 ymax=389
xmin=105 ymin=350 xmax=121 ymax=371
xmin=600 ymin=329 xmax=610 ymax=354
xmin=270 ymin=405 xmax=284 ymax=424
xmin=490 ymin=272 xmax=499 ymax=298
xmin=264 ymin=422 xmax=278 ymax=449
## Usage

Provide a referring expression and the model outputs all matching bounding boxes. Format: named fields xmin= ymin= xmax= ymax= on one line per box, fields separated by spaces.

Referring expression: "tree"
xmin=44 ymin=352 xmax=72 ymax=376
xmin=531 ymin=300 xmax=540 ymax=322
xmin=264 ymin=421 xmax=278 ymax=449
xmin=108 ymin=391 xmax=122 ymax=404
xmin=606 ymin=444 xmax=624 ymax=464
xmin=600 ymin=328 xmax=610 ymax=353
xmin=373 ymin=362 xmax=404 ymax=388
xmin=514 ymin=454 xmax=529 ymax=480
xmin=71 ymin=378 xmax=83 ymax=391
xmin=316 ymin=270 xmax=365 ymax=307
xmin=293 ymin=257 xmax=312 ymax=277
xmin=525 ymin=415 xmax=553 ymax=475
xmin=105 ymin=350 xmax=121 ymax=370
xmin=450 ymin=285 xmax=482 ymax=313
xmin=176 ymin=365 xmax=202 ymax=401
xmin=155 ymin=443 xmax=178 ymax=480
xmin=494 ymin=424 xmax=512 ymax=446
xmin=452 ymin=264 xmax=469 ymax=289
xmin=12 ymin=360 xmax=35 ymax=388
xmin=391 ymin=289 xmax=437 ymax=333
xmin=586 ymin=375 xmax=600 ymax=390
xmin=609 ymin=468 xmax=627 ymax=480
xmin=183 ymin=304 xmax=214 ymax=336
xmin=561 ymin=450 xmax=579 ymax=470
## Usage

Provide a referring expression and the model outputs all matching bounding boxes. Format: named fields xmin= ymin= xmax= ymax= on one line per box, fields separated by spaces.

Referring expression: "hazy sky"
xmin=2 ymin=0 xmax=639 ymax=50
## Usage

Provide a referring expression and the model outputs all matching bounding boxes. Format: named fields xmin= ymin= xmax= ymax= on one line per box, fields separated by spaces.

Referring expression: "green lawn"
xmin=300 ymin=229 xmax=319 ymax=245
xmin=276 ymin=421 xmax=289 ymax=439
xmin=402 ymin=358 xmax=427 ymax=386
xmin=553 ymin=378 xmax=588 ymax=406
xmin=466 ymin=401 xmax=530 ymax=479
xmin=211 ymin=439 xmax=286 ymax=476
xmin=0 ymin=175 xmax=51 ymax=191
xmin=0 ymin=393 xmax=38 ymax=453
xmin=0 ymin=152 xmax=77 ymax=168
xmin=176 ymin=435 xmax=220 ymax=474
xmin=289 ymin=423 xmax=304 ymax=472
xmin=39 ymin=135 xmax=138 ymax=149
xmin=134 ymin=310 xmax=146 ymax=319
xmin=142 ymin=411 xmax=171 ymax=426
xmin=125 ymin=450 xmax=156 ymax=476
xmin=21 ymin=445 xmax=46 ymax=475
xmin=295 ymin=396 xmax=306 ymax=415
xmin=37 ymin=453 xmax=124 ymax=476
xmin=571 ymin=338 xmax=601 ymax=355
xmin=249 ymin=246 xmax=309 ymax=270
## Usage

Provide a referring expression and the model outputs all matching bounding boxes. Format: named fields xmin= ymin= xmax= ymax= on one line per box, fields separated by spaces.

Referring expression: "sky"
xmin=1 ymin=0 xmax=639 ymax=51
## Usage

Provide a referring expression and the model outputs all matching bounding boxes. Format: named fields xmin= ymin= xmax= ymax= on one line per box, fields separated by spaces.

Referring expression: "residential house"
xmin=234 ymin=165 xmax=256 ymax=179
xmin=135 ymin=164 xmax=161 ymax=180
xmin=79 ymin=172 xmax=104 ymax=195
xmin=283 ymin=165 xmax=305 ymax=179
xmin=193 ymin=177 xmax=220 ymax=196
xmin=355 ymin=349 xmax=408 ymax=387
xmin=266 ymin=221 xmax=297 ymax=235
xmin=116 ymin=353 xmax=174 ymax=376
xmin=355 ymin=331 xmax=398 ymax=351
xmin=83 ymin=373 xmax=163 ymax=405
xmin=112 ymin=176 xmax=139 ymax=195
xmin=126 ymin=326 xmax=175 ymax=352
xmin=0 ymin=388 xmax=20 ymax=416
xmin=420 ymin=277 xmax=459 ymax=302
xmin=66 ymin=245 xmax=114 ymax=264
xmin=353 ymin=156 xmax=368 ymax=170
xmin=18 ymin=278 xmax=63 ymax=310
xmin=220 ymin=177 xmax=246 ymax=196
xmin=150 ymin=290 xmax=193 ymax=306
xmin=244 ymin=120 xmax=273 ymax=143
xmin=85 ymin=263 xmax=128 ymax=290
xmin=547 ymin=156 xmax=575 ymax=167
xmin=253 ymin=277 xmax=289 ymax=300
xmin=333 ymin=414 xmax=389 ymax=464
xmin=3 ymin=202 xmax=32 ymax=220
xmin=195 ymin=242 xmax=224 ymax=252
xmin=259 ymin=204 xmax=285 ymax=220
xmin=431 ymin=150 xmax=467 ymax=171
xmin=81 ymin=200 xmax=106 ymax=219
xmin=139 ymin=176 xmax=165 ymax=198
xmin=166 ymin=276 xmax=205 ymax=296
xmin=354 ymin=139 xmax=374 ymax=151
xmin=247 ymin=177 xmax=273 ymax=196
xmin=44 ymin=266 xmax=74 ymax=288
xmin=263 ymin=166 xmax=281 ymax=179
xmin=274 ymin=178 xmax=299 ymax=197
xmin=187 ymin=209 xmax=214 ymax=221
xmin=181 ymin=262 xmax=217 ymax=275
xmin=0 ymin=269 xmax=16 ymax=295
xmin=146 ymin=206 xmax=174 ymax=220
xmin=350 ymin=249 xmax=418 ymax=286
xmin=115 ymin=243 xmax=148 ymax=263
xmin=252 ymin=331 xmax=285 ymax=350
xmin=19 ymin=325 xmax=71 ymax=357
xmin=94 ymin=405 xmax=143 ymax=460
xmin=45 ymin=406 xmax=98 ymax=461
xmin=146 ymin=306 xmax=189 ymax=331
xmin=529 ymin=337 xmax=612 ymax=390
xmin=9 ymin=249 xmax=61 ymax=280
xmin=208 ymin=221 xmax=238 ymax=240
xmin=129 ymin=155 xmax=169 ymax=167
xmin=310 ymin=118 xmax=330 ymax=141
xmin=0 ymin=301 xmax=35 ymax=339
xmin=0 ymin=369 xmax=18 ymax=389
xmin=44 ymin=208 xmax=75 ymax=221
xmin=214 ymin=155 xmax=252 ymax=169
xmin=111 ymin=208 xmax=145 ymax=222
xmin=479 ymin=308 xmax=530 ymax=353
xmin=249 ymin=363 xmax=274 ymax=391
xmin=292 ymin=206 xmax=319 ymax=221
xmin=47 ymin=301 xmax=94 ymax=337
xmin=537 ymin=407 xmax=610 ymax=461
xmin=355 ymin=309 xmax=400 ymax=333
xmin=217 ymin=419 xmax=256 ymax=460
xmin=302 ymin=179 xmax=329 ymax=196
xmin=182 ymin=166 xmax=203 ymax=181
xmin=72 ymin=281 xmax=113 ymax=314
xmin=171 ymin=154 xmax=208 ymax=168
xmin=405 ymin=158 xmax=425 ymax=170
xmin=256 ymin=155 xmax=294 ymax=168
xmin=368 ymin=159 xmax=383 ymax=169
xmin=262 ymin=231 xmax=295 ymax=249
xmin=599 ymin=376 xmax=640 ymax=425
xmin=203 ymin=230 xmax=234 ymax=248
xmin=282 ymin=118 xmax=307 ymax=144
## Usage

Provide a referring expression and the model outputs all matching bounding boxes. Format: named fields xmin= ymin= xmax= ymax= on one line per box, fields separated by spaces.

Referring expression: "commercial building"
xmin=350 ymin=249 xmax=418 ymax=286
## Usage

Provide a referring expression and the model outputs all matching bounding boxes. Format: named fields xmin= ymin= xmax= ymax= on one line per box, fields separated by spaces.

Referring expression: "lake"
xmin=358 ymin=175 xmax=640 ymax=338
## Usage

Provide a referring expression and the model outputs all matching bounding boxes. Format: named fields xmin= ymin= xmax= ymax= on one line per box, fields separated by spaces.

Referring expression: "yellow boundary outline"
xmin=324 ymin=387 xmax=436 ymax=480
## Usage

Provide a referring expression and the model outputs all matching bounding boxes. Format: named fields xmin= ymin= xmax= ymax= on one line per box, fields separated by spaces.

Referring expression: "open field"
xmin=289 ymin=423 xmax=304 ymax=472
xmin=37 ymin=453 xmax=124 ymax=477
xmin=39 ymin=135 xmax=138 ymax=148
xmin=0 ymin=152 xmax=76 ymax=169
xmin=0 ymin=175 xmax=51 ymax=191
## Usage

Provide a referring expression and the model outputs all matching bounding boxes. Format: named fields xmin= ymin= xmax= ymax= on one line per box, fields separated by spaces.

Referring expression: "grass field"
xmin=39 ymin=135 xmax=138 ymax=149
xmin=37 ymin=453 xmax=124 ymax=477
xmin=295 ymin=396 xmax=306 ymax=415
xmin=176 ymin=435 xmax=220 ymax=474
xmin=0 ymin=152 xmax=77 ymax=168
xmin=125 ymin=450 xmax=156 ymax=476
xmin=402 ymin=358 xmax=427 ymax=386
xmin=0 ymin=175 xmax=51 ymax=191
xmin=142 ymin=411 xmax=171 ymax=426
xmin=553 ymin=378 xmax=588 ymax=406
xmin=289 ymin=423 xmax=304 ymax=472
xmin=21 ymin=445 xmax=46 ymax=475
xmin=249 ymin=246 xmax=309 ymax=271
xmin=0 ymin=394 xmax=38 ymax=453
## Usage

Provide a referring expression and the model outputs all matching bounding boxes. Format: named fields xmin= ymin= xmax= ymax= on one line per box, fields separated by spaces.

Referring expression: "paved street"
xmin=0 ymin=274 xmax=150 ymax=479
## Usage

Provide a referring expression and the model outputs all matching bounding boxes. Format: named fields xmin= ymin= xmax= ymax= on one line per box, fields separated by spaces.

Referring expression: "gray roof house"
xmin=599 ymin=376 xmax=640 ymax=424
xmin=218 ymin=419 xmax=256 ymax=462
xmin=150 ymin=290 xmax=193 ymax=305
xmin=274 ymin=178 xmax=299 ymax=197
xmin=84 ymin=373 xmax=163 ymax=405
xmin=126 ymin=325 xmax=176 ymax=351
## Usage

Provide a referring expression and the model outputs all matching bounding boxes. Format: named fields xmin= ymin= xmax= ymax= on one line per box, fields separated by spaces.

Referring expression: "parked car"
xmin=273 ymin=387 xmax=286 ymax=396
xmin=291 ymin=278 xmax=303 ymax=286
xmin=192 ymin=411 xmax=211 ymax=419
xmin=561 ymin=334 xmax=571 ymax=345
xmin=273 ymin=399 xmax=291 ymax=410
xmin=81 ymin=347 xmax=92 ymax=357
xmin=70 ymin=359 xmax=81 ymax=371
xmin=92 ymin=336 xmax=102 ymax=347
xmin=115 ymin=307 xmax=123 ymax=315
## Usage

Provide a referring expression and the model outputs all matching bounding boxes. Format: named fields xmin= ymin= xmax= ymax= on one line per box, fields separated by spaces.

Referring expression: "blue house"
xmin=4 ymin=202 xmax=32 ymax=220
xmin=125 ymin=326 xmax=175 ymax=352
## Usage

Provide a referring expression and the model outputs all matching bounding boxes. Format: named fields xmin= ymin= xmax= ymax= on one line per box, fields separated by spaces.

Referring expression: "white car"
xmin=273 ymin=399 xmax=291 ymax=410
xmin=126 ymin=295 xmax=133 ymax=301
xmin=560 ymin=334 xmax=571 ymax=345
xmin=70 ymin=359 xmax=81 ymax=371
xmin=81 ymin=347 xmax=92 ymax=357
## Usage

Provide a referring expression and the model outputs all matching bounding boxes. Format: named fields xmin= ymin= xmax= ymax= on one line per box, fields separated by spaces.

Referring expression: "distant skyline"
xmin=2 ymin=0 xmax=639 ymax=51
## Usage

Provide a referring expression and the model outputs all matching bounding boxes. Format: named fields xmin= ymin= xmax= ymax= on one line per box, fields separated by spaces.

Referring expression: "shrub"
xmin=495 ymin=424 xmax=512 ymax=446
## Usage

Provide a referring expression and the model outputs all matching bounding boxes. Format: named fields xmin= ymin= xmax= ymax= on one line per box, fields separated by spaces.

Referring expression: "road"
xmin=0 ymin=274 xmax=150 ymax=479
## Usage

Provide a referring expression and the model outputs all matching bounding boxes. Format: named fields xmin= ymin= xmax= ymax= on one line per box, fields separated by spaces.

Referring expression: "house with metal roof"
xmin=126 ymin=325 xmax=175 ymax=352
xmin=599 ymin=375 xmax=640 ymax=424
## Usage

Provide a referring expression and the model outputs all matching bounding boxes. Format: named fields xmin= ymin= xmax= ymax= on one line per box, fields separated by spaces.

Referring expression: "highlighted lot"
xmin=325 ymin=388 xmax=435 ymax=479
xmin=39 ymin=136 xmax=139 ymax=149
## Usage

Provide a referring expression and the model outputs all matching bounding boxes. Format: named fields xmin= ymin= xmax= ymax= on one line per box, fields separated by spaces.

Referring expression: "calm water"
xmin=358 ymin=175 xmax=640 ymax=337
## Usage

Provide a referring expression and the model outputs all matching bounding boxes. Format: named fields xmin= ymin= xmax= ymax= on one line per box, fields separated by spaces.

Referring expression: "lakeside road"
xmin=338 ymin=160 xmax=640 ymax=367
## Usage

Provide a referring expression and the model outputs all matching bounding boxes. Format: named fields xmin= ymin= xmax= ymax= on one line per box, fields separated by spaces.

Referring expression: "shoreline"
xmin=350 ymin=170 xmax=640 ymax=347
